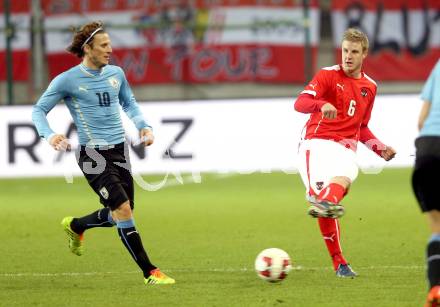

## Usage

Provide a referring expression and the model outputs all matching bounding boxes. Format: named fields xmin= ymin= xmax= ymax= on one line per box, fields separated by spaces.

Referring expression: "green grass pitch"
xmin=0 ymin=169 xmax=428 ymax=306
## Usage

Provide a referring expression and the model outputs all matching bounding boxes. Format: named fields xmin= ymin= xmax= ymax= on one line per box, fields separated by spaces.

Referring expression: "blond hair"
xmin=342 ymin=28 xmax=369 ymax=53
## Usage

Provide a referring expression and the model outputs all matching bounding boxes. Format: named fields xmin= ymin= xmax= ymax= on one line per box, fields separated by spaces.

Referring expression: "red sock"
xmin=318 ymin=217 xmax=347 ymax=270
xmin=317 ymin=183 xmax=346 ymax=204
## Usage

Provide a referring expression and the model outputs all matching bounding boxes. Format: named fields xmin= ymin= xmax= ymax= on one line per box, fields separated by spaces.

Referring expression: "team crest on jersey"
xmin=316 ymin=181 xmax=324 ymax=190
xmin=108 ymin=77 xmax=119 ymax=89
xmin=361 ymin=88 xmax=368 ymax=97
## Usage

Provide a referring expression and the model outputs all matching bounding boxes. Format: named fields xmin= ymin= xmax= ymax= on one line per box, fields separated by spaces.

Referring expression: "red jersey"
xmin=296 ymin=64 xmax=380 ymax=149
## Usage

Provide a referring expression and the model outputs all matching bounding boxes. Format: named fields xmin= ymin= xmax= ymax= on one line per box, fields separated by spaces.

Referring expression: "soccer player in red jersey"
xmin=294 ymin=28 xmax=396 ymax=277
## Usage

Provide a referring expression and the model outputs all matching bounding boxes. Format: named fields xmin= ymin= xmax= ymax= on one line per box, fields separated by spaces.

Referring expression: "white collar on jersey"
xmin=79 ymin=63 xmax=106 ymax=77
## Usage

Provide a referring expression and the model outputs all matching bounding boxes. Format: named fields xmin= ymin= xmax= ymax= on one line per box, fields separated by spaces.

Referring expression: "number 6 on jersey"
xmin=347 ymin=99 xmax=356 ymax=116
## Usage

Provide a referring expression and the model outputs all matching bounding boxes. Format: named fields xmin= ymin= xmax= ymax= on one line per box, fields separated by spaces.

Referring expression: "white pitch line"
xmin=0 ymin=265 xmax=425 ymax=278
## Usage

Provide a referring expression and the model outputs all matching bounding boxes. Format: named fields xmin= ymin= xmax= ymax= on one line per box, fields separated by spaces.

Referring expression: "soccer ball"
xmin=255 ymin=248 xmax=292 ymax=282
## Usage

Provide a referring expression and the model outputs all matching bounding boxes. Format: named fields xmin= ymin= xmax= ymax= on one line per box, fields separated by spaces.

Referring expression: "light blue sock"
xmin=107 ymin=211 xmax=116 ymax=226
xmin=430 ymin=234 xmax=440 ymax=243
xmin=116 ymin=218 xmax=135 ymax=229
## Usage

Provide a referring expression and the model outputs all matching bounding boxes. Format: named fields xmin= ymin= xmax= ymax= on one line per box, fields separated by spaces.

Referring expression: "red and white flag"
xmin=332 ymin=0 xmax=440 ymax=81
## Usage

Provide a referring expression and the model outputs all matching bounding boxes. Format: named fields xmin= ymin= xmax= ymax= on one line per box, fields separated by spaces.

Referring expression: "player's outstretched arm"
xmin=294 ymin=94 xmax=328 ymax=114
xmin=359 ymin=126 xmax=396 ymax=161
xmin=32 ymin=74 xmax=68 ymax=147
xmin=117 ymin=67 xmax=152 ymax=133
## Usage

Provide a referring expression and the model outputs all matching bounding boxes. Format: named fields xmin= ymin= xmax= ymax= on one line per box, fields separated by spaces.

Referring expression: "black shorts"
xmin=412 ymin=136 xmax=440 ymax=212
xmin=76 ymin=142 xmax=134 ymax=210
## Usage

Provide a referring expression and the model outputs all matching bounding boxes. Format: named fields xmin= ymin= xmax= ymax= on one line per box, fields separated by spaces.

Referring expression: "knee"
xmin=112 ymin=200 xmax=133 ymax=221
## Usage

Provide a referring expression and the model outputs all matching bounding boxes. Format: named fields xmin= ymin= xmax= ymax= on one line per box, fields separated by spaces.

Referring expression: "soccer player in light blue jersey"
xmin=412 ymin=59 xmax=440 ymax=306
xmin=32 ymin=21 xmax=175 ymax=285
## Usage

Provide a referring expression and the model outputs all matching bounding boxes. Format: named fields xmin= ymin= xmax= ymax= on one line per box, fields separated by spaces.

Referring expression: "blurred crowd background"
xmin=1 ymin=0 xmax=438 ymax=105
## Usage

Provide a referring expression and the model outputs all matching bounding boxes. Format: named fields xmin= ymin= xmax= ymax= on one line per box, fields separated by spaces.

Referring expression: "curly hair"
xmin=66 ymin=21 xmax=105 ymax=58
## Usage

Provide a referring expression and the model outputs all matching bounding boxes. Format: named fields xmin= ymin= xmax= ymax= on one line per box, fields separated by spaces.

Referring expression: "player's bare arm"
xmin=321 ymin=102 xmax=337 ymax=119
xmin=49 ymin=134 xmax=71 ymax=151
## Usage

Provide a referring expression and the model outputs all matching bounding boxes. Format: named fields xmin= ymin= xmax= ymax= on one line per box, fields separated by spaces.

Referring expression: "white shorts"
xmin=297 ymin=139 xmax=359 ymax=199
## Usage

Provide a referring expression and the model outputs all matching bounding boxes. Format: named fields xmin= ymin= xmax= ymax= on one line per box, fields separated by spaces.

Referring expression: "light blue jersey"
xmin=420 ymin=60 xmax=440 ymax=136
xmin=32 ymin=63 xmax=151 ymax=146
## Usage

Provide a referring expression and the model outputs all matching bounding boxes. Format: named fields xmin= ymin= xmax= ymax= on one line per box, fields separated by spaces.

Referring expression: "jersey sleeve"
xmin=421 ymin=60 xmax=439 ymax=103
xmin=359 ymin=88 xmax=385 ymax=156
xmin=361 ymin=91 xmax=375 ymax=127
xmin=300 ymin=69 xmax=332 ymax=100
xmin=294 ymin=94 xmax=327 ymax=113
xmin=294 ymin=70 xmax=332 ymax=113
xmin=118 ymin=67 xmax=151 ymax=130
xmin=32 ymin=74 xmax=68 ymax=140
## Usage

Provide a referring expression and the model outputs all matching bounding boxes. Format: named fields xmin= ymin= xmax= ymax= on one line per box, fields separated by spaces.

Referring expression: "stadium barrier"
xmin=0 ymin=95 xmax=421 ymax=179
